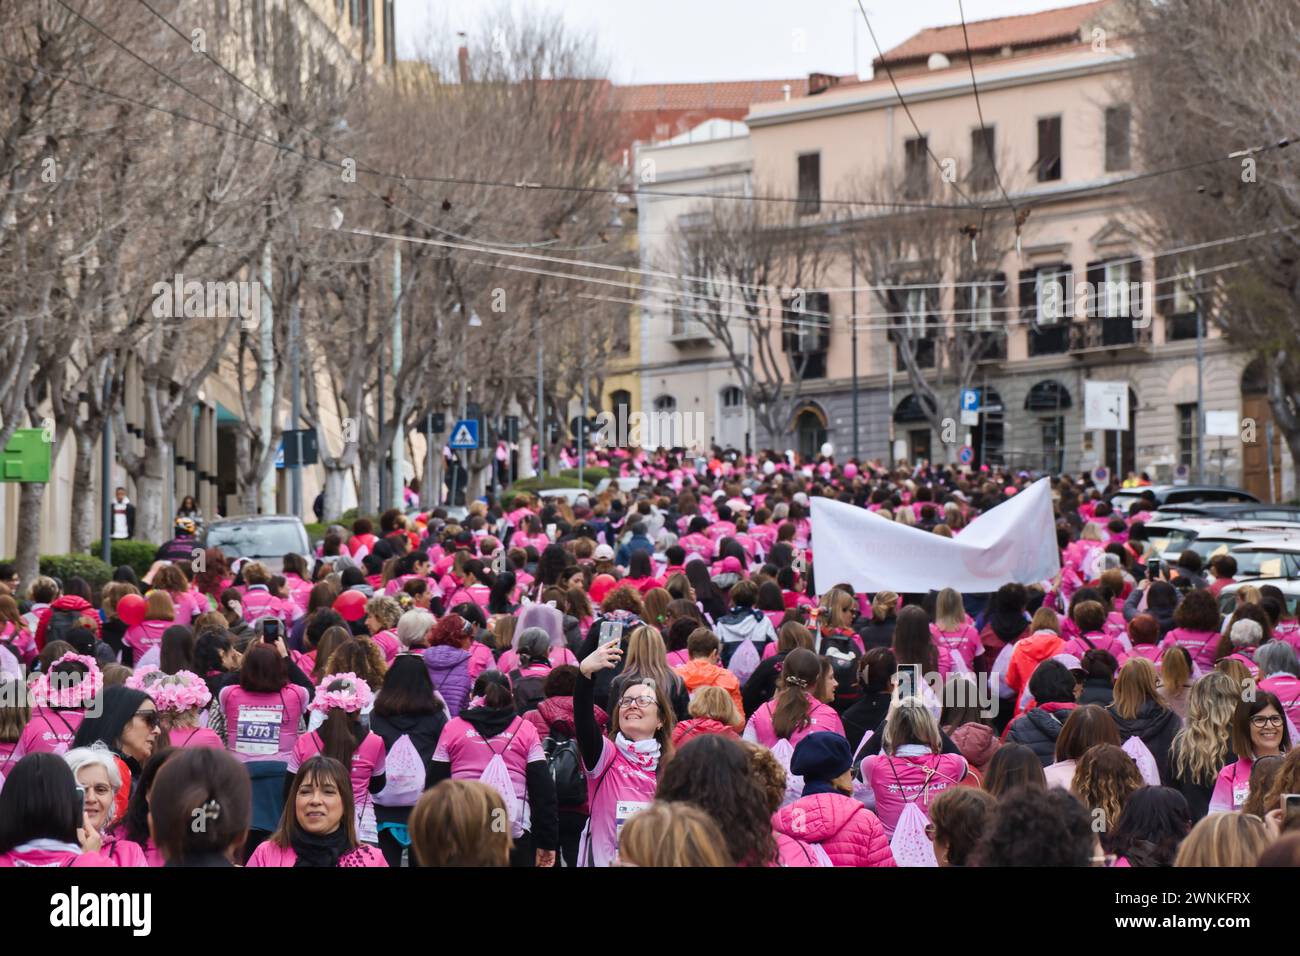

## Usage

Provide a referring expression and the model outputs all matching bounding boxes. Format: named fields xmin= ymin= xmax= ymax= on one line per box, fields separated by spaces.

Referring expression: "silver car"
xmin=202 ymin=516 xmax=312 ymax=574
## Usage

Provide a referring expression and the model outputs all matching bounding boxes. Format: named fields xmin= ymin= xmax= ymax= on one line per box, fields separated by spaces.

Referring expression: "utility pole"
xmin=1193 ymin=264 xmax=1206 ymax=483
xmin=258 ymin=239 xmax=276 ymax=514
xmin=535 ymin=310 xmax=545 ymax=475
xmin=100 ymin=374 xmax=113 ymax=564
xmin=288 ymin=271 xmax=303 ymax=520
xmin=850 ymin=253 xmax=860 ymax=460
xmin=391 ymin=244 xmax=404 ymax=509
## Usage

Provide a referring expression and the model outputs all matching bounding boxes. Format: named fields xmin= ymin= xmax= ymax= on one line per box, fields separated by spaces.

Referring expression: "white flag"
xmin=809 ymin=478 xmax=1060 ymax=594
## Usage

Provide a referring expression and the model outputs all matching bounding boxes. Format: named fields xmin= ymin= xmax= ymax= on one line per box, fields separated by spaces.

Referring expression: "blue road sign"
xmin=958 ymin=445 xmax=974 ymax=465
xmin=961 ymin=388 xmax=981 ymax=412
xmin=449 ymin=419 xmax=479 ymax=449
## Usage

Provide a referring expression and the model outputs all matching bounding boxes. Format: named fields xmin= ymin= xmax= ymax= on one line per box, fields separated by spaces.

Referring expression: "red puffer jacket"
xmin=771 ymin=791 xmax=896 ymax=867
xmin=35 ymin=596 xmax=100 ymax=651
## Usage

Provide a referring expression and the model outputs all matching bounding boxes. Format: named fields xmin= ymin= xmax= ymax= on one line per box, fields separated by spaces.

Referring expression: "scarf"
xmin=614 ymin=732 xmax=661 ymax=772
xmin=291 ymin=826 xmax=352 ymax=868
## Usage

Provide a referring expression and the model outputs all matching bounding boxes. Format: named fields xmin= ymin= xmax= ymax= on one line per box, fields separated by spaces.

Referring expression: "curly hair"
xmin=600 ymin=585 xmax=645 ymax=617
xmin=975 ymin=787 xmax=1095 ymax=866
xmin=365 ymin=595 xmax=402 ymax=631
xmin=744 ymin=743 xmax=789 ymax=815
xmin=325 ymin=638 xmax=387 ymax=692
xmin=1072 ymin=743 xmax=1143 ymax=844
xmin=655 ymin=734 xmax=777 ymax=866
xmin=1169 ymin=671 xmax=1237 ymax=787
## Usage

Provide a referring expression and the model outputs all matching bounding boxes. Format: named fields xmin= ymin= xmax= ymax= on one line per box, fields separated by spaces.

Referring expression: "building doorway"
xmin=792 ymin=403 xmax=828 ymax=460
xmin=1241 ymin=359 xmax=1284 ymax=501
xmin=1103 ymin=387 xmax=1138 ymax=480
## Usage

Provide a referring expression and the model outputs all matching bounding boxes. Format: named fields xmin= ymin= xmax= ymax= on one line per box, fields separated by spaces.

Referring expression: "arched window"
xmin=1026 ymin=380 xmax=1072 ymax=473
xmin=653 ymin=395 xmax=676 ymax=413
xmin=721 ymin=386 xmax=744 ymax=408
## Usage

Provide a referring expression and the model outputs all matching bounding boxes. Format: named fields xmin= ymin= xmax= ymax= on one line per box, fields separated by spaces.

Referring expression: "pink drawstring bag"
xmin=1121 ymin=736 xmax=1161 ymax=787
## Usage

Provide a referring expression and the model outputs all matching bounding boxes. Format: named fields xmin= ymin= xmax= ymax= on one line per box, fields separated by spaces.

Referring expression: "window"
xmin=1178 ymin=403 xmax=1199 ymax=468
xmin=1036 ymin=116 xmax=1062 ymax=182
xmin=1041 ymin=417 xmax=1066 ymax=473
xmin=653 ymin=395 xmax=677 ymax=414
xmin=1101 ymin=260 xmax=1132 ymax=318
xmin=721 ymin=386 xmax=744 ymax=408
xmin=797 ymin=153 xmax=821 ymax=215
xmin=894 ymin=288 xmax=937 ymax=370
xmin=783 ymin=292 xmax=830 ymax=379
xmin=1035 ymin=267 xmax=1071 ymax=324
xmin=1105 ymin=105 xmax=1131 ymax=172
xmin=904 ymin=136 xmax=929 ymax=199
xmin=350 ymin=0 xmax=359 ymax=27
xmin=970 ymin=127 xmax=995 ymax=192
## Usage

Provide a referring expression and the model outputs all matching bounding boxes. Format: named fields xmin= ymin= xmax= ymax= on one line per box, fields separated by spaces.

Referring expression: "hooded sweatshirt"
xmin=1108 ymin=699 xmax=1181 ymax=785
xmin=422 ymin=645 xmax=473 ymax=718
xmin=947 ymin=722 xmax=1000 ymax=773
xmin=770 ymin=792 xmax=896 ymax=868
xmin=671 ymin=717 xmax=740 ymax=749
xmin=713 ymin=608 xmax=778 ymax=670
xmin=35 ymin=596 xmax=99 ymax=651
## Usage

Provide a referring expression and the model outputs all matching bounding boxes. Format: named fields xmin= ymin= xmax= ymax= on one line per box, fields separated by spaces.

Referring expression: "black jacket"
xmin=428 ymin=704 xmax=558 ymax=852
xmin=741 ymin=651 xmax=788 ymax=718
xmin=1108 ymin=699 xmax=1181 ymax=785
xmin=1006 ymin=704 xmax=1076 ymax=766
xmin=841 ymin=691 xmax=893 ymax=753
xmin=370 ymin=710 xmax=449 ymax=824
xmin=1078 ymin=678 xmax=1115 ymax=709
xmin=856 ymin=616 xmax=897 ymax=650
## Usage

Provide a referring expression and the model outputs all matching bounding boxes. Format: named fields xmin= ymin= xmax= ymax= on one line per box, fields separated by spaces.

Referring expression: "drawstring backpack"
xmin=770 ymin=735 xmax=803 ymax=806
xmin=728 ymin=638 xmax=761 ymax=686
xmin=478 ymin=719 xmax=527 ymax=840
xmin=850 ymin=731 xmax=875 ymax=807
xmin=887 ymin=757 xmax=960 ymax=868
xmin=375 ymin=734 xmax=425 ymax=807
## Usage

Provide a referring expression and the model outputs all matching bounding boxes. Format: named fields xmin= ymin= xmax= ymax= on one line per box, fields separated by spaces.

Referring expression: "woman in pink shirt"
xmin=289 ymin=676 xmax=387 ymax=849
xmin=150 ymin=564 xmax=204 ymax=627
xmin=929 ymin=588 xmax=982 ymax=670
xmin=63 ymin=746 xmax=148 ymax=867
xmin=217 ymin=643 xmax=311 ymax=764
xmin=250 ymin=754 xmax=386 ymax=867
xmin=11 ymin=653 xmax=102 ymax=760
xmin=0 ymin=753 xmax=115 ymax=867
xmin=363 ymin=596 xmax=403 ymax=665
xmin=126 ymin=668 xmax=222 ymax=750
xmin=859 ymin=699 xmax=971 ymax=837
xmin=123 ymin=591 xmax=175 ymax=667
xmin=1165 ymin=589 xmax=1225 ymax=672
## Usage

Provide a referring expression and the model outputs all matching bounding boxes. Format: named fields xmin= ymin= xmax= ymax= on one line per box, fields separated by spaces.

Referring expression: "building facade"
xmin=737 ymin=0 xmax=1292 ymax=498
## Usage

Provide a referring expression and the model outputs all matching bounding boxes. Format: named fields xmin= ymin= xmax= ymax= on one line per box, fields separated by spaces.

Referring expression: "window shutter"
xmin=1086 ymin=261 xmax=1104 ymax=318
xmin=1019 ymin=269 xmax=1037 ymax=322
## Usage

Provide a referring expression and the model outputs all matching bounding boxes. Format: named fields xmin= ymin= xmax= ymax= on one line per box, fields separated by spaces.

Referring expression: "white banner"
xmin=810 ymin=478 xmax=1061 ymax=594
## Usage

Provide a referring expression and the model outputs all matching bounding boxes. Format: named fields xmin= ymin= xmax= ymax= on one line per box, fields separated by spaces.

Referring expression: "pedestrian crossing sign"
xmin=449 ymin=419 xmax=479 ymax=449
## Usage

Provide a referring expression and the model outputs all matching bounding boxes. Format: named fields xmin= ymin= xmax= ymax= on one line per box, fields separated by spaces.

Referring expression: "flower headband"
xmin=29 ymin=652 xmax=102 ymax=708
xmin=309 ymin=672 xmax=373 ymax=714
xmin=128 ymin=667 xmax=211 ymax=712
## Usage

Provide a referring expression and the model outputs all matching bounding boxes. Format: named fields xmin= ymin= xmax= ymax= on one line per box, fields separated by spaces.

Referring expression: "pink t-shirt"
xmin=219 ymin=684 xmax=310 ymax=762
xmin=1063 ymin=631 xmax=1131 ymax=663
xmin=13 ymin=707 xmax=85 ymax=759
xmin=124 ymin=620 xmax=170 ymax=659
xmin=289 ymin=730 xmax=388 ymax=814
xmin=168 ymin=726 xmax=224 ymax=750
xmin=497 ymin=646 xmax=578 ymax=674
xmin=580 ymin=737 xmax=658 ymax=868
xmin=745 ymin=696 xmax=845 ymax=750
xmin=930 ymin=623 xmax=982 ymax=669
xmin=862 ymin=751 xmax=969 ymax=836
xmin=246 ymin=840 xmax=387 ymax=867
xmin=370 ymin=630 xmax=401 ymax=666
xmin=467 ymin=642 xmax=495 ymax=683
xmin=1260 ymin=673 xmax=1300 ymax=729
xmin=1166 ymin=627 xmax=1221 ymax=671
xmin=433 ymin=716 xmax=543 ymax=803
xmin=1209 ymin=757 xmax=1254 ymax=814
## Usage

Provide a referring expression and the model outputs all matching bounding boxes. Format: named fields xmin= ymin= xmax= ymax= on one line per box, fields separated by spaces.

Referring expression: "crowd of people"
xmin=0 ymin=446 xmax=1298 ymax=868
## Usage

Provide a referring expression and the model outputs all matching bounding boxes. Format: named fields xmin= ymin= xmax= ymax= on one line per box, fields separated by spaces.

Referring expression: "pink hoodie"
xmin=246 ymin=841 xmax=387 ymax=867
xmin=771 ymin=792 xmax=896 ymax=867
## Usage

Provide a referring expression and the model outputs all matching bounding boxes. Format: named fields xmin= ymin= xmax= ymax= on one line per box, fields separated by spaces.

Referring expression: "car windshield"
xmin=1233 ymin=550 xmax=1290 ymax=579
xmin=205 ymin=523 xmax=304 ymax=559
xmin=1146 ymin=528 xmax=1197 ymax=558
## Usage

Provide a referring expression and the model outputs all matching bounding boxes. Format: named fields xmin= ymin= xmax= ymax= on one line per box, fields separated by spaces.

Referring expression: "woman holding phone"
xmin=575 ymin=639 xmax=675 ymax=867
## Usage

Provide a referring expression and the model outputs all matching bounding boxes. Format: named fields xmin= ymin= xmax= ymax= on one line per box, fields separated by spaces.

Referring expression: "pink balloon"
xmin=333 ymin=590 xmax=368 ymax=622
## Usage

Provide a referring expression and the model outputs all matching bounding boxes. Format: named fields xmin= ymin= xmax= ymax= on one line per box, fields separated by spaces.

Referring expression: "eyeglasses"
xmin=1091 ymin=852 xmax=1118 ymax=867
xmin=134 ymin=710 xmax=161 ymax=728
xmin=618 ymin=695 xmax=657 ymax=711
xmin=1250 ymin=715 xmax=1284 ymax=729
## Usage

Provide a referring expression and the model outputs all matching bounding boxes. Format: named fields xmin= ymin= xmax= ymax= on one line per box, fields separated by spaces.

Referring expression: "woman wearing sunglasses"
xmin=71 ymin=685 xmax=162 ymax=817
xmin=576 ymin=639 xmax=675 ymax=866
xmin=1208 ymin=691 xmax=1291 ymax=813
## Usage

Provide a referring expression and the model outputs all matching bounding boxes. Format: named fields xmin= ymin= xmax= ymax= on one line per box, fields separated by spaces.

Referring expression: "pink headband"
xmin=30 ymin=652 xmax=102 ymax=708
xmin=309 ymin=672 xmax=373 ymax=714
xmin=127 ymin=666 xmax=212 ymax=712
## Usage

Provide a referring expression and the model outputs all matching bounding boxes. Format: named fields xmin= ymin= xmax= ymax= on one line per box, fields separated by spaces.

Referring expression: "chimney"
xmin=457 ymin=37 xmax=470 ymax=84
xmin=808 ymin=72 xmax=842 ymax=96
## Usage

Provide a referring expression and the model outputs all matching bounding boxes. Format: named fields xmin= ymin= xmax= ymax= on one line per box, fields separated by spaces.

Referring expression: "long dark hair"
xmin=373 ymin=655 xmax=442 ymax=718
xmin=0 ymin=754 xmax=82 ymax=852
xmin=893 ymin=605 xmax=939 ymax=674
xmin=109 ymin=748 xmax=179 ymax=846
xmin=315 ymin=676 xmax=367 ymax=770
xmin=1108 ymin=786 xmax=1192 ymax=867
xmin=71 ymin=685 xmax=153 ymax=756
xmin=270 ymin=755 xmax=356 ymax=851
xmin=159 ymin=626 xmax=195 ymax=675
xmin=685 ymin=561 xmax=725 ymax=620
xmin=537 ymin=545 xmax=569 ymax=589
xmin=987 ymin=583 xmax=1028 ymax=644
xmin=771 ymin=648 xmax=821 ymax=740
xmin=194 ymin=629 xmax=234 ymax=676
xmin=487 ymin=571 xmax=517 ymax=615
xmin=655 ymin=734 xmax=777 ymax=866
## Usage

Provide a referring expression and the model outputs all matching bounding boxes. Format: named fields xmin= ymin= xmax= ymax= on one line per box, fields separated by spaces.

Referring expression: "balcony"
xmin=1166 ymin=312 xmax=1200 ymax=341
xmin=1029 ymin=323 xmax=1070 ymax=356
xmin=668 ymin=314 xmax=714 ymax=346
xmin=1069 ymin=316 xmax=1153 ymax=353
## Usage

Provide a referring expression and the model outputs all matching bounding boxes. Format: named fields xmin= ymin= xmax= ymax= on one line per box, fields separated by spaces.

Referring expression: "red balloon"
xmin=333 ymin=590 xmax=368 ymax=623
xmin=117 ymin=593 xmax=147 ymax=627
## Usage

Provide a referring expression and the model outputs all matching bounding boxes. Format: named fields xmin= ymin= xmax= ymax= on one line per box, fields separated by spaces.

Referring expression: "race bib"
xmin=235 ymin=705 xmax=283 ymax=756
xmin=615 ymin=800 xmax=651 ymax=839
xmin=357 ymin=797 xmax=378 ymax=845
xmin=1232 ymin=783 xmax=1250 ymax=809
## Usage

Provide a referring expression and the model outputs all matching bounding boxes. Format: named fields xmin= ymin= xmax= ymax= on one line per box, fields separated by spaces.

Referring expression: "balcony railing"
xmin=1069 ymin=316 xmax=1153 ymax=351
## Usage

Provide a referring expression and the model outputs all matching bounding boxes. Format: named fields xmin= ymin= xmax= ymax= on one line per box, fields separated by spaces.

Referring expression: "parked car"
xmin=1143 ymin=502 xmax=1300 ymax=522
xmin=595 ymin=476 xmax=645 ymax=495
xmin=1131 ymin=518 xmax=1300 ymax=563
xmin=202 ymin=516 xmax=312 ymax=574
xmin=1110 ymin=484 xmax=1258 ymax=515
xmin=1219 ymin=540 xmax=1300 ymax=614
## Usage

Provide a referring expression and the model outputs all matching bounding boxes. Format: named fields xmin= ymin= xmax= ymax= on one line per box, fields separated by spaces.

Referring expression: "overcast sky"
xmin=394 ymin=0 xmax=1086 ymax=84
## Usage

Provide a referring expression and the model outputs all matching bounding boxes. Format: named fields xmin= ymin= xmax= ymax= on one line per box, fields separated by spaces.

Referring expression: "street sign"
xmin=1084 ymin=381 xmax=1129 ymax=431
xmin=449 ymin=419 xmax=479 ymax=449
xmin=960 ymin=409 xmax=979 ymax=427
xmin=1205 ymin=410 xmax=1239 ymax=438
xmin=277 ymin=429 xmax=318 ymax=468
xmin=1092 ymin=466 xmax=1110 ymax=489
xmin=425 ymin=412 xmax=446 ymax=434
xmin=2 ymin=429 xmax=51 ymax=482
xmin=958 ymin=445 xmax=974 ymax=465
xmin=1173 ymin=463 xmax=1190 ymax=484
xmin=960 ymin=388 xmax=981 ymax=412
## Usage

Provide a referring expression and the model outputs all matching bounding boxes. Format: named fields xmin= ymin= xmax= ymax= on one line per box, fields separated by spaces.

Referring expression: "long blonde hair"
xmin=621 ymin=625 xmax=679 ymax=697
xmin=618 ymin=801 xmax=730 ymax=867
xmin=1170 ymin=672 xmax=1237 ymax=787
xmin=1111 ymin=657 xmax=1166 ymax=721
xmin=1174 ymin=813 xmax=1269 ymax=867
xmin=934 ymin=588 xmax=965 ymax=631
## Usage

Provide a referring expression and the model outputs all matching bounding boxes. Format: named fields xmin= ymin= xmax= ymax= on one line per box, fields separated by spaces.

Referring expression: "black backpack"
xmin=543 ymin=731 xmax=587 ymax=807
xmin=818 ymin=631 xmax=862 ymax=708
xmin=46 ymin=609 xmax=83 ymax=646
xmin=509 ymin=668 xmax=548 ymax=715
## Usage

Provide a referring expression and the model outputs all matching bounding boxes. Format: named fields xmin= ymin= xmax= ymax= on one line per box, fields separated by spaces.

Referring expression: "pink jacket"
xmin=861 ymin=752 xmax=970 ymax=836
xmin=1166 ymin=627 xmax=1222 ymax=671
xmin=467 ymin=642 xmax=495 ymax=683
xmin=771 ymin=792 xmax=896 ymax=867
xmin=0 ymin=845 xmax=115 ymax=867
xmin=745 ymin=696 xmax=845 ymax=750
xmin=246 ymin=840 xmax=387 ymax=867
xmin=1063 ymin=631 xmax=1130 ymax=663
xmin=241 ymin=586 xmax=297 ymax=625
xmin=101 ymin=834 xmax=149 ymax=867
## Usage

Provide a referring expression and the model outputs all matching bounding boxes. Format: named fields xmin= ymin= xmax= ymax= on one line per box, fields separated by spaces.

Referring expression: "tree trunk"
xmin=322 ymin=464 xmax=350 ymax=521
xmin=516 ymin=435 xmax=536 ymax=480
xmin=14 ymin=482 xmax=46 ymax=586
xmin=69 ymin=428 xmax=99 ymax=553
xmin=135 ymin=442 xmax=170 ymax=544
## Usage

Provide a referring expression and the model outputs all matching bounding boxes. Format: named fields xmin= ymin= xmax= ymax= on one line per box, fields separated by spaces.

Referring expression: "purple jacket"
xmin=423 ymin=645 xmax=473 ymax=718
